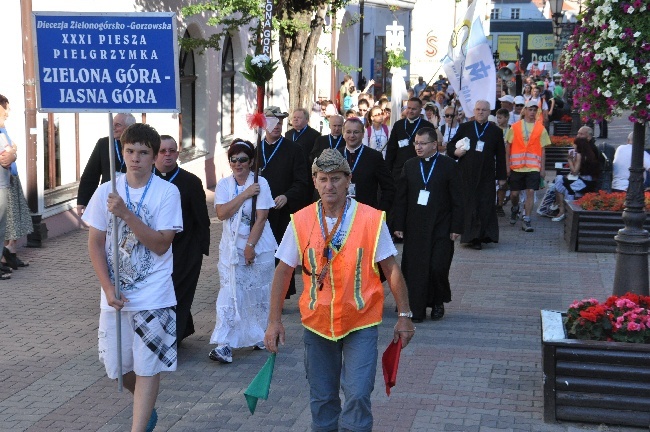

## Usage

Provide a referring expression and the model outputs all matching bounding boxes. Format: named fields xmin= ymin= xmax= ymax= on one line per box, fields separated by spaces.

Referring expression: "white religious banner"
xmin=441 ymin=2 xmax=496 ymax=113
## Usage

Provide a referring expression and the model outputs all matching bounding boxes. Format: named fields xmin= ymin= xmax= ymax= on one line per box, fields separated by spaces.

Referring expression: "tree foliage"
xmin=181 ymin=0 xmax=352 ymax=113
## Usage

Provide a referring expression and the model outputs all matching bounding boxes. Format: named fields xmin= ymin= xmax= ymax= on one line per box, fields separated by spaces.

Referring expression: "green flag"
xmin=244 ymin=353 xmax=276 ymax=414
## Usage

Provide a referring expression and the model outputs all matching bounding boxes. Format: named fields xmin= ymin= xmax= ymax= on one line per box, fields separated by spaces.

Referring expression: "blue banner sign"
xmin=32 ymin=12 xmax=179 ymax=113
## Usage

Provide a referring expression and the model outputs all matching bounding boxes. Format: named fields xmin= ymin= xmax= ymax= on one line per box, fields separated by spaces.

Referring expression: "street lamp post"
xmin=613 ymin=121 xmax=650 ymax=296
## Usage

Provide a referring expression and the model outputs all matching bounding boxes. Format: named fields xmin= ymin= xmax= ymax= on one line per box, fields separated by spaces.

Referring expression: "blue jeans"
xmin=303 ymin=326 xmax=378 ymax=432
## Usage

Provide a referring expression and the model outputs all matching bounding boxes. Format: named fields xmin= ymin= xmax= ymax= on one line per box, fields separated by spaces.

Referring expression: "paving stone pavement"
xmin=0 ymin=117 xmax=645 ymax=432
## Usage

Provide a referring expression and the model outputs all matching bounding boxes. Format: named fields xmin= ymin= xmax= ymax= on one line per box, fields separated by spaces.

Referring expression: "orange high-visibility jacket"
xmin=509 ymin=120 xmax=544 ymax=171
xmin=292 ymin=201 xmax=385 ymax=341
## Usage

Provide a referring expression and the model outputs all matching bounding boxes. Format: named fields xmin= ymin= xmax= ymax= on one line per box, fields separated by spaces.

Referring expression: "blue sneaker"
xmin=145 ymin=408 xmax=157 ymax=432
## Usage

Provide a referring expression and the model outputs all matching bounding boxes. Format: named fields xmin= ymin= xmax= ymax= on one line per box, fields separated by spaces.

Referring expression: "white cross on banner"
xmin=441 ymin=3 xmax=496 ymax=113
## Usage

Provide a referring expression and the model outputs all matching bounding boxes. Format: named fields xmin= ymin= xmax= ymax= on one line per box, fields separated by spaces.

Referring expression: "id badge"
xmin=476 ymin=140 xmax=485 ymax=152
xmin=417 ymin=190 xmax=430 ymax=206
xmin=348 ymin=183 xmax=356 ymax=197
xmin=119 ymin=231 xmax=139 ymax=257
xmin=398 ymin=138 xmax=409 ymax=148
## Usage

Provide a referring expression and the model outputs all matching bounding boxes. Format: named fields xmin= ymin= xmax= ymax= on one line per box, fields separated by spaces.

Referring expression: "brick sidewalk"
xmin=0 ymin=115 xmax=644 ymax=432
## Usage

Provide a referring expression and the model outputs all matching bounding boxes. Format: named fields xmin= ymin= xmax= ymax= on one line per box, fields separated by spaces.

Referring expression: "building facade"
xmin=2 ymin=0 xmax=414 ymax=241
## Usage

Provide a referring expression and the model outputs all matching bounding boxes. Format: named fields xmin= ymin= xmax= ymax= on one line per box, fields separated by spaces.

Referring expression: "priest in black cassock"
xmin=285 ymin=107 xmax=320 ymax=207
xmin=393 ymin=128 xmax=464 ymax=322
xmin=154 ymin=135 xmax=211 ymax=342
xmin=309 ymin=115 xmax=345 ymax=202
xmin=447 ymin=100 xmax=507 ymax=250
xmin=261 ymin=106 xmax=309 ymax=296
xmin=313 ymin=117 xmax=395 ymax=211
xmin=385 ymin=97 xmax=435 ymax=181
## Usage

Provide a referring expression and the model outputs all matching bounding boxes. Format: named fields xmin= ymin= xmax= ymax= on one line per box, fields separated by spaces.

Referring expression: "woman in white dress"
xmin=362 ymin=106 xmax=390 ymax=158
xmin=209 ymin=140 xmax=278 ymax=364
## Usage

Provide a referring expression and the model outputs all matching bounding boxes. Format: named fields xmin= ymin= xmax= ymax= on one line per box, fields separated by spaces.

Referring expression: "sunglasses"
xmin=229 ymin=156 xmax=250 ymax=164
xmin=515 ymin=104 xmax=525 ymax=107
xmin=444 ymin=114 xmax=455 ymax=118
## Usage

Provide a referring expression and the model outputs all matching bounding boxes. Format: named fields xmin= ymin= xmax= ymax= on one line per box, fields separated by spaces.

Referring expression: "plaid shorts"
xmin=98 ymin=307 xmax=177 ymax=379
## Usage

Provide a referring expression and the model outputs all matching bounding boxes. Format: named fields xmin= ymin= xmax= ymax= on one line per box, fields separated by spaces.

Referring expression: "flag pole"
xmin=250 ymin=0 xmax=275 ymax=228
xmin=107 ymin=113 xmax=123 ymax=392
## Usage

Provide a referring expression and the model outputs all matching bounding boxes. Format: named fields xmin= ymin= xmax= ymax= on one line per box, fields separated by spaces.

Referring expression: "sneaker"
xmin=253 ymin=341 xmax=265 ymax=351
xmin=510 ymin=205 xmax=519 ymax=225
xmin=209 ymin=345 xmax=233 ymax=363
xmin=549 ymin=203 xmax=559 ymax=211
xmin=551 ymin=213 xmax=566 ymax=222
xmin=146 ymin=408 xmax=157 ymax=432
xmin=522 ymin=218 xmax=534 ymax=232
xmin=496 ymin=206 xmax=505 ymax=217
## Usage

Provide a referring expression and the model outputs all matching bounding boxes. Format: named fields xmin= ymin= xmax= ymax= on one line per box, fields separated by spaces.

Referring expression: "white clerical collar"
xmin=423 ymin=151 xmax=438 ymax=162
xmin=406 ymin=117 xmax=419 ymax=124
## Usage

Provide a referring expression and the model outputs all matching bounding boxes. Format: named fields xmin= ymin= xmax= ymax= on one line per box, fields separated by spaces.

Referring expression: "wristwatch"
xmin=398 ymin=311 xmax=413 ymax=319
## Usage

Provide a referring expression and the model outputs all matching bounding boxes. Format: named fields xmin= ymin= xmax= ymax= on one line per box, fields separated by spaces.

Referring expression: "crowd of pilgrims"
xmin=207 ymin=75 xmax=524 ymax=361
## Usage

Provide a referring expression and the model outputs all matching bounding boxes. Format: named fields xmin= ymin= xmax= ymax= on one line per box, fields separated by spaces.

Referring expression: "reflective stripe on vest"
xmin=510 ymin=120 xmax=544 ymax=171
xmin=292 ymin=201 xmax=385 ymax=341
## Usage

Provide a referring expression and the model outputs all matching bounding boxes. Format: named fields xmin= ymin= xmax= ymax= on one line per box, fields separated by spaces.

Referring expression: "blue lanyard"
xmin=404 ymin=118 xmax=422 ymax=141
xmin=262 ymin=137 xmax=283 ymax=170
xmin=343 ymin=145 xmax=365 ymax=173
xmin=293 ymin=126 xmax=307 ymax=142
xmin=0 ymin=128 xmax=11 ymax=144
xmin=168 ymin=166 xmax=180 ymax=183
xmin=329 ymin=135 xmax=342 ymax=149
xmin=318 ymin=197 xmax=350 ymax=256
xmin=125 ymin=173 xmax=154 ymax=217
xmin=420 ymin=153 xmax=439 ymax=190
xmin=474 ymin=121 xmax=489 ymax=141
xmin=114 ymin=139 xmax=124 ymax=172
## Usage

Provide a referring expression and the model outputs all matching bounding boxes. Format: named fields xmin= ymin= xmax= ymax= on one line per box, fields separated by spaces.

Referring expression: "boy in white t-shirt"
xmin=83 ymin=123 xmax=183 ymax=432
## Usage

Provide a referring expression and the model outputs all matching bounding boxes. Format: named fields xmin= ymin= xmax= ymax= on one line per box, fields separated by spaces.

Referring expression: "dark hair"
xmin=574 ymin=137 xmax=600 ymax=177
xmin=357 ymin=98 xmax=369 ymax=108
xmin=496 ymin=108 xmax=510 ymax=117
xmin=228 ymin=139 xmax=255 ymax=160
xmin=120 ymin=123 xmax=161 ymax=155
xmin=343 ymin=117 xmax=364 ymax=131
xmin=160 ymin=135 xmax=177 ymax=146
xmin=416 ymin=127 xmax=438 ymax=142
xmin=0 ymin=94 xmax=8 ymax=109
xmin=408 ymin=97 xmax=423 ymax=106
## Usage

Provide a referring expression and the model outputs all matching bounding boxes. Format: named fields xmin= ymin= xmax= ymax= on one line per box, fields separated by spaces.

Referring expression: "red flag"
xmin=382 ymin=338 xmax=402 ymax=396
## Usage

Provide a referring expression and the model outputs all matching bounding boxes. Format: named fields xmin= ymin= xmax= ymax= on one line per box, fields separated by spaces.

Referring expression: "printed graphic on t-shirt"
xmin=107 ymin=203 xmax=155 ymax=291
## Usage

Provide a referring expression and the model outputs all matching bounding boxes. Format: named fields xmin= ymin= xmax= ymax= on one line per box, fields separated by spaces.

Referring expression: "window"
xmin=511 ymin=8 xmax=520 ymax=19
xmin=490 ymin=8 xmax=500 ymax=20
xmin=221 ymin=35 xmax=235 ymax=138
xmin=179 ymin=30 xmax=196 ymax=150
xmin=43 ymin=112 xmax=82 ymax=207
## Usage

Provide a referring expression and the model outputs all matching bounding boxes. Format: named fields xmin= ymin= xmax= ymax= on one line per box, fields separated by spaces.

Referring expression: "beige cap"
xmin=312 ymin=149 xmax=351 ymax=175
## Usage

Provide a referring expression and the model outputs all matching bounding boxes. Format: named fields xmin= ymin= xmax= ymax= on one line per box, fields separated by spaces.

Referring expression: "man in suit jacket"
xmin=313 ymin=118 xmax=395 ymax=212
xmin=77 ymin=113 xmax=137 ymax=216
xmin=285 ymin=107 xmax=321 ymax=206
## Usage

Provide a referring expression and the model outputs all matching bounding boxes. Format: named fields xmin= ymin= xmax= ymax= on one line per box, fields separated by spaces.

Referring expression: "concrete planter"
xmin=541 ymin=310 xmax=650 ymax=427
